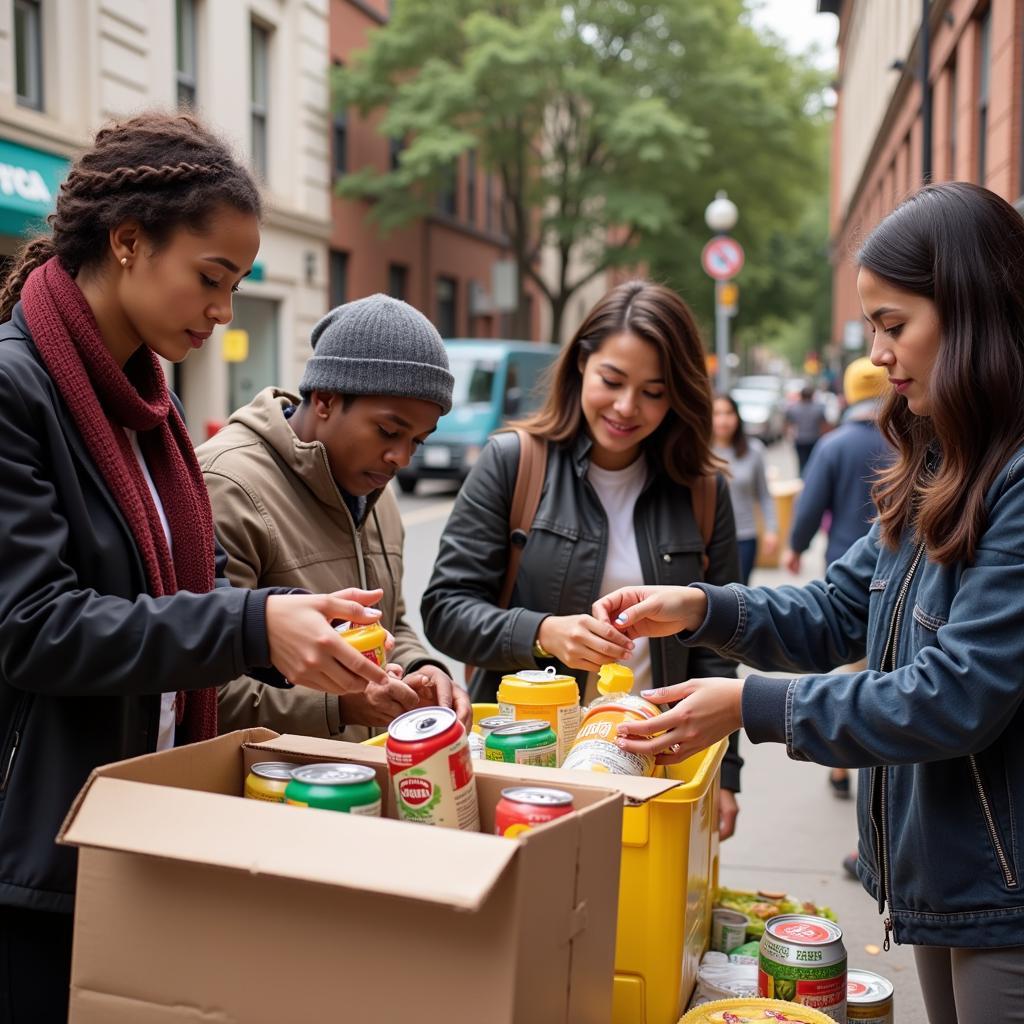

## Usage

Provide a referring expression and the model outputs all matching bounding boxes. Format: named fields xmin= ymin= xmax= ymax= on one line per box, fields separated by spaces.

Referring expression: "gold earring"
xmin=120 ymin=257 xmax=128 ymax=267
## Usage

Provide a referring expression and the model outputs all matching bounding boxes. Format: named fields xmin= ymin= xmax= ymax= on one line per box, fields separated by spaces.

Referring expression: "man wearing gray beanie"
xmin=198 ymin=294 xmax=469 ymax=742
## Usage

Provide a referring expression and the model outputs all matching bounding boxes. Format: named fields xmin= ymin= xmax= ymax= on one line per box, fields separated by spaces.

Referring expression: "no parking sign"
xmin=701 ymin=236 xmax=745 ymax=281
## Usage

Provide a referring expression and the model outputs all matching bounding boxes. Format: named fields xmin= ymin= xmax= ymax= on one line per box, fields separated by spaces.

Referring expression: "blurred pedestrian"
xmin=0 ymin=111 xmax=387 ymax=1023
xmin=786 ymin=385 xmax=828 ymax=475
xmin=595 ymin=183 xmax=1024 ymax=1021
xmin=422 ymin=280 xmax=745 ymax=838
xmin=712 ymin=393 xmax=778 ymax=584
xmin=784 ymin=357 xmax=891 ymax=801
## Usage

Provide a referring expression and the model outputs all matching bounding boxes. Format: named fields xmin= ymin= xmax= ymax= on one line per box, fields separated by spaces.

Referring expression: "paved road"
xmin=394 ymin=445 xmax=928 ymax=1021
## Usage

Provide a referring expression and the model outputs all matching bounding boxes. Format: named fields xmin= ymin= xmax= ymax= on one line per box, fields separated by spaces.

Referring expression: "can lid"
xmin=490 ymin=719 xmax=553 ymax=738
xmin=289 ymin=763 xmax=377 ymax=786
xmin=498 ymin=666 xmax=579 ymax=705
xmin=249 ymin=761 xmax=298 ymax=781
xmin=477 ymin=715 xmax=514 ymax=734
xmin=765 ymin=915 xmax=843 ymax=945
xmin=387 ymin=705 xmax=459 ymax=743
xmin=334 ymin=622 xmax=387 ymax=652
xmin=847 ymin=968 xmax=895 ymax=1001
xmin=500 ymin=786 xmax=574 ymax=807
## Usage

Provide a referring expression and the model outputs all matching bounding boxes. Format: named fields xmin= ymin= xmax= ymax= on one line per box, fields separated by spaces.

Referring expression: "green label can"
xmin=485 ymin=720 xmax=557 ymax=767
xmin=284 ymin=763 xmax=382 ymax=815
xmin=758 ymin=914 xmax=847 ymax=1023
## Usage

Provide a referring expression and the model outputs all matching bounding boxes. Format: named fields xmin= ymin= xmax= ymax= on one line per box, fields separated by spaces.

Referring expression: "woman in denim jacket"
xmin=595 ymin=183 xmax=1024 ymax=1022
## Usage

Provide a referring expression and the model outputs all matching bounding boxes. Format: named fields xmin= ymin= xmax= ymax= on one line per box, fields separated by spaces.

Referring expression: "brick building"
xmin=329 ymin=0 xmax=541 ymax=341
xmin=819 ymin=0 xmax=1024 ymax=352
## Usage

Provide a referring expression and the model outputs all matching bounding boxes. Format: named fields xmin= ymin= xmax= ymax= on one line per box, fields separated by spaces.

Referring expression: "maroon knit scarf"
xmin=21 ymin=257 xmax=217 ymax=742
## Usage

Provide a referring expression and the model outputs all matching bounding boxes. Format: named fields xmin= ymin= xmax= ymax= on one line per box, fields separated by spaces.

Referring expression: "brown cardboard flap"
xmin=61 ymin=776 xmax=519 ymax=911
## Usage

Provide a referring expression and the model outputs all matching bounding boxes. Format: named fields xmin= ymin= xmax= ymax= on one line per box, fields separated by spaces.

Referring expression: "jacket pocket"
xmin=969 ymin=754 xmax=1019 ymax=890
xmin=912 ymin=603 xmax=946 ymax=650
xmin=0 ymin=695 xmax=30 ymax=797
xmin=655 ymin=540 xmax=706 ymax=586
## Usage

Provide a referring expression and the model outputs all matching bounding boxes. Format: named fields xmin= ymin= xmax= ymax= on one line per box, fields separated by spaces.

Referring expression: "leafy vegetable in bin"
xmin=713 ymin=887 xmax=838 ymax=938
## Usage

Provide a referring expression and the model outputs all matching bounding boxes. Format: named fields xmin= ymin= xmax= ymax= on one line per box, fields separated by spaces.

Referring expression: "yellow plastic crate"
xmin=366 ymin=703 xmax=724 ymax=1023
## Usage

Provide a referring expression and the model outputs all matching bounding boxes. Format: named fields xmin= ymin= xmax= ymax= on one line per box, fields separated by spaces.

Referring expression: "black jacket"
xmin=421 ymin=431 xmax=744 ymax=790
xmin=0 ymin=304 xmax=277 ymax=913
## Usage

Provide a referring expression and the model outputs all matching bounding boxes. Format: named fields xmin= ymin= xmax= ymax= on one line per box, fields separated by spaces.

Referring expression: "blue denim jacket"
xmin=687 ymin=446 xmax=1024 ymax=948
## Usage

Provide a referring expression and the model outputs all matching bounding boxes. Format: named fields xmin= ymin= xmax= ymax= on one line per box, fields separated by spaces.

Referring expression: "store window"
xmin=175 ymin=0 xmax=197 ymax=108
xmin=250 ymin=21 xmax=270 ymax=180
xmin=436 ymin=276 xmax=457 ymax=337
xmin=14 ymin=0 xmax=43 ymax=111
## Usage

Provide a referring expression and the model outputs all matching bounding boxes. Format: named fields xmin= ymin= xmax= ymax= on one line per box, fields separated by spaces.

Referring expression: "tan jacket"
xmin=197 ymin=387 xmax=444 ymax=740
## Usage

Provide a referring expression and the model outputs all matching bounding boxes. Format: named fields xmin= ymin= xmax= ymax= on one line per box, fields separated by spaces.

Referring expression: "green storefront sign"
xmin=0 ymin=138 xmax=69 ymax=238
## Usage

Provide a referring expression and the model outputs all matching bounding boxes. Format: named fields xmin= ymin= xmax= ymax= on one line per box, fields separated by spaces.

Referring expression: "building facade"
xmin=329 ymin=0 xmax=541 ymax=343
xmin=820 ymin=0 xmax=1024 ymax=353
xmin=0 ymin=0 xmax=332 ymax=439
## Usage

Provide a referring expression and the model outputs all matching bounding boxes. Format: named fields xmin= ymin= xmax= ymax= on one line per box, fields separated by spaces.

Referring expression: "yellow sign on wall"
xmin=222 ymin=330 xmax=249 ymax=363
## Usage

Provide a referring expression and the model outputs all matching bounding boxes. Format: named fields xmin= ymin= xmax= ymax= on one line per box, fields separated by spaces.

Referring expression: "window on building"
xmin=329 ymin=250 xmax=349 ymax=308
xmin=466 ymin=150 xmax=477 ymax=225
xmin=389 ymin=135 xmax=405 ymax=171
xmin=436 ymin=276 xmax=457 ymax=337
xmin=948 ymin=60 xmax=957 ymax=178
xmin=175 ymin=0 xmax=197 ymax=108
xmin=437 ymin=162 xmax=457 ymax=217
xmin=485 ymin=173 xmax=494 ymax=233
xmin=250 ymin=22 xmax=270 ymax=180
xmin=978 ymin=10 xmax=991 ymax=183
xmin=331 ymin=59 xmax=347 ymax=179
xmin=14 ymin=0 xmax=43 ymax=111
xmin=388 ymin=263 xmax=408 ymax=301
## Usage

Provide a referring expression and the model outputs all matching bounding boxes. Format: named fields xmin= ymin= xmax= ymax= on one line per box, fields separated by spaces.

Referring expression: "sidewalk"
xmin=723 ymin=536 xmax=927 ymax=1021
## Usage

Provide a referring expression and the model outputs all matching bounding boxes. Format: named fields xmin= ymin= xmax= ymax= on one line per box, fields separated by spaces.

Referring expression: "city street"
xmin=394 ymin=441 xmax=927 ymax=1020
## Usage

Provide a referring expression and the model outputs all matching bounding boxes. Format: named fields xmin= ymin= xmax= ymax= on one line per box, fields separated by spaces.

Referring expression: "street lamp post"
xmin=703 ymin=191 xmax=740 ymax=394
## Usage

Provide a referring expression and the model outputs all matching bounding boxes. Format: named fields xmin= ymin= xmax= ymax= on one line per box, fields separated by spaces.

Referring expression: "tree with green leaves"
xmin=334 ymin=0 xmax=829 ymax=346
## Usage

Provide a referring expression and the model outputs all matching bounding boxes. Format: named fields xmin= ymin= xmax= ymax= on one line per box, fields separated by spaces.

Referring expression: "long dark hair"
xmin=0 ymin=111 xmax=261 ymax=321
xmin=859 ymin=182 xmax=1024 ymax=564
xmin=517 ymin=280 xmax=716 ymax=484
xmin=713 ymin=392 xmax=749 ymax=459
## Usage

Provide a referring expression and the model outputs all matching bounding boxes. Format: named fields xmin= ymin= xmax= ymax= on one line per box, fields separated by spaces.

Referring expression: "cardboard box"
xmin=59 ymin=729 xmax=624 ymax=1024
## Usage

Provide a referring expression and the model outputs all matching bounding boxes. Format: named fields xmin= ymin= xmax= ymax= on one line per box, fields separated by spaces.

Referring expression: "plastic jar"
xmin=561 ymin=692 xmax=661 ymax=776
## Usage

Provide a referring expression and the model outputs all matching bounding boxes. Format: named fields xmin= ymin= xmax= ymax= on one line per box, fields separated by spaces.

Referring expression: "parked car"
xmin=396 ymin=339 xmax=561 ymax=493
xmin=730 ymin=386 xmax=787 ymax=445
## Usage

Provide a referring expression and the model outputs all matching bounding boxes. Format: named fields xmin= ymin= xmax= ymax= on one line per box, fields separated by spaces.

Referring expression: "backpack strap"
xmin=498 ymin=428 xmax=548 ymax=609
xmin=690 ymin=473 xmax=716 ymax=574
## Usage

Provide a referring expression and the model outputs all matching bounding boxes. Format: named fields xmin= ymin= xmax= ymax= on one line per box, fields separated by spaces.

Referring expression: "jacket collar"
xmin=570 ymin=429 xmax=656 ymax=491
xmin=228 ymin=387 xmax=384 ymax=519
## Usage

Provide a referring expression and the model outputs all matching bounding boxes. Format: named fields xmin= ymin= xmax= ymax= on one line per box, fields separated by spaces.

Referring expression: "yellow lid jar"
xmin=497 ymin=666 xmax=581 ymax=766
xmin=335 ymin=622 xmax=388 ymax=667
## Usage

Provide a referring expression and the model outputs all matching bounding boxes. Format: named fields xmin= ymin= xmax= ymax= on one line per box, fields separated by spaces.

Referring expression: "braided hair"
xmin=0 ymin=111 xmax=261 ymax=321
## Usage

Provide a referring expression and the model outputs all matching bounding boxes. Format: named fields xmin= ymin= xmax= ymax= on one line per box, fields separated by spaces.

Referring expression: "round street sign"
xmin=702 ymin=236 xmax=745 ymax=281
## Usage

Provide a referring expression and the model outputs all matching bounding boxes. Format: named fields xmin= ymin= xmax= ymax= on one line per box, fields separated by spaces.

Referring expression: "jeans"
xmin=737 ymin=537 xmax=758 ymax=586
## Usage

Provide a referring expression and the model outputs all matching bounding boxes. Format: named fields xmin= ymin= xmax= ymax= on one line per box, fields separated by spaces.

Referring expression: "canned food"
xmin=561 ymin=692 xmax=661 ymax=776
xmin=335 ymin=622 xmax=388 ymax=667
xmin=485 ymin=719 xmax=558 ymax=767
xmin=284 ymin=763 xmax=382 ymax=815
xmin=468 ymin=731 xmax=486 ymax=760
xmin=758 ymin=914 xmax=847 ymax=1023
xmin=847 ymin=969 xmax=894 ymax=1023
xmin=495 ymin=786 xmax=574 ymax=838
xmin=386 ymin=706 xmax=480 ymax=830
xmin=477 ymin=715 xmax=513 ymax=739
xmin=711 ymin=907 xmax=750 ymax=953
xmin=244 ymin=761 xmax=296 ymax=802
xmin=680 ymin=997 xmax=838 ymax=1023
xmin=497 ymin=667 xmax=581 ymax=765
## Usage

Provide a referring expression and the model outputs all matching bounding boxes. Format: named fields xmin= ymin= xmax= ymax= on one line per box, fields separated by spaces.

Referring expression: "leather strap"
xmin=690 ymin=474 xmax=716 ymax=573
xmin=498 ymin=428 xmax=548 ymax=609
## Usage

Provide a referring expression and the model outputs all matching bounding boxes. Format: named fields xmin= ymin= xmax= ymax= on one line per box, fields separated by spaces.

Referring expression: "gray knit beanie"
xmin=300 ymin=294 xmax=454 ymax=414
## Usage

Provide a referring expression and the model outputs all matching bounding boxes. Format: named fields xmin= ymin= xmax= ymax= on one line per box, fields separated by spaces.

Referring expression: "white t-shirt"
xmin=125 ymin=429 xmax=177 ymax=752
xmin=585 ymin=456 xmax=651 ymax=702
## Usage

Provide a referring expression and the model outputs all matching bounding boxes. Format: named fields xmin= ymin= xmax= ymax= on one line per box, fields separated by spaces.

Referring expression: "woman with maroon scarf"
xmin=0 ymin=112 xmax=390 ymax=1022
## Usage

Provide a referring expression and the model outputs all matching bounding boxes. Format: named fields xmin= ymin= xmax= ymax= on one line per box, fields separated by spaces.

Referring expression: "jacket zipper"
xmin=968 ymin=754 xmax=1018 ymax=889
xmin=875 ymin=541 xmax=926 ymax=950
xmin=0 ymin=698 xmax=31 ymax=794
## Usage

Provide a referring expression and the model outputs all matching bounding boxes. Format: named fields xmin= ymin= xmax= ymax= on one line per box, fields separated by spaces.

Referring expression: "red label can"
xmin=495 ymin=786 xmax=575 ymax=838
xmin=386 ymin=706 xmax=480 ymax=830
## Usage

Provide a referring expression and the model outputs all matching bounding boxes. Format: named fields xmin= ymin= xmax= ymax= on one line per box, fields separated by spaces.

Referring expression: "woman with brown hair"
xmin=0 ymin=111 xmax=388 ymax=1021
xmin=422 ymin=279 xmax=743 ymax=833
xmin=596 ymin=183 xmax=1024 ymax=1020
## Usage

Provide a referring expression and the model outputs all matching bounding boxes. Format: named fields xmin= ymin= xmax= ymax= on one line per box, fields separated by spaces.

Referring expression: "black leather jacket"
xmin=421 ymin=430 xmax=744 ymax=790
xmin=0 ymin=305 xmax=279 ymax=913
